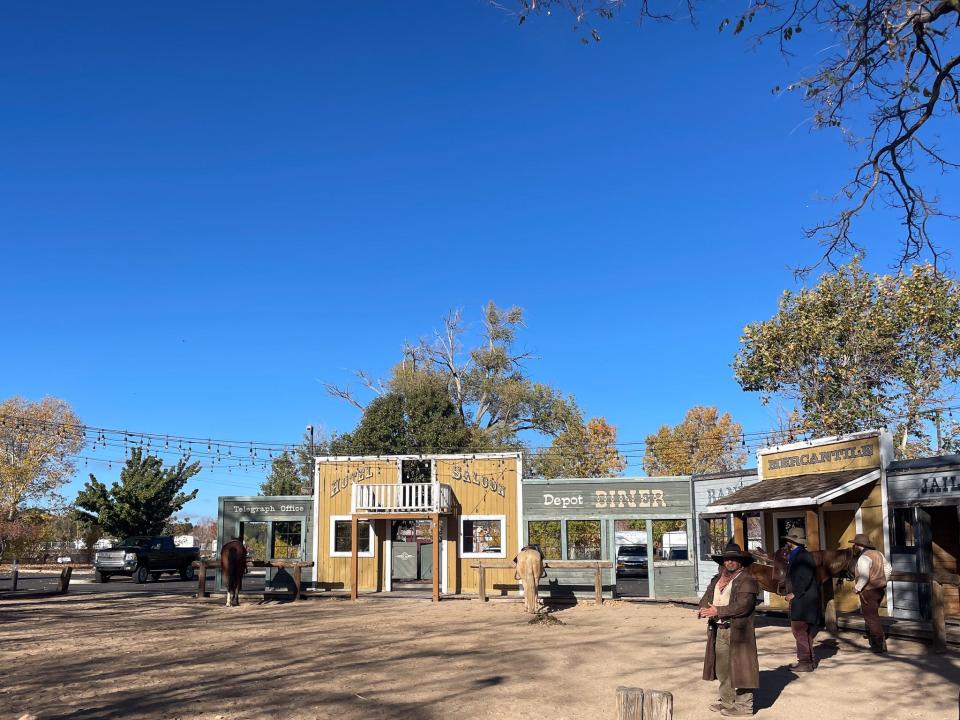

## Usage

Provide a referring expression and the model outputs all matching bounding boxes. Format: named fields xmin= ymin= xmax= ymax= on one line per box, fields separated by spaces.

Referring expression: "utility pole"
xmin=305 ymin=425 xmax=315 ymax=496
xmin=935 ymin=411 xmax=943 ymax=455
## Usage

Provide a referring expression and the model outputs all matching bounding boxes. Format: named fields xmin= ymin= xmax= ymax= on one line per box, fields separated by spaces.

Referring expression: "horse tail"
xmin=227 ymin=545 xmax=238 ymax=593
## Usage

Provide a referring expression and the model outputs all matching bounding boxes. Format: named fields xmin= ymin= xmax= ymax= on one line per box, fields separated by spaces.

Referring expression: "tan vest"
xmin=863 ymin=549 xmax=888 ymax=590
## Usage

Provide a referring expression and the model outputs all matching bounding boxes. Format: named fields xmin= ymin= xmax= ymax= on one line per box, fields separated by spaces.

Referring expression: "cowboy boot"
xmin=868 ymin=634 xmax=883 ymax=654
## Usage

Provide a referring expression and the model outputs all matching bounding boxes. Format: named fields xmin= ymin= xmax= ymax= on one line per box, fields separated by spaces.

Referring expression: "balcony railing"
xmin=351 ymin=482 xmax=453 ymax=514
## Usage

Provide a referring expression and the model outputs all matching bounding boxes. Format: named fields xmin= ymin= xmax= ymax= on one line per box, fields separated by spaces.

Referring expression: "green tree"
xmin=734 ymin=260 xmax=960 ymax=455
xmin=75 ymin=449 xmax=200 ymax=538
xmin=642 ymin=406 xmax=746 ymax=476
xmin=501 ymin=2 xmax=960 ymax=271
xmin=260 ymin=451 xmax=307 ymax=495
xmin=331 ymin=375 xmax=475 ymax=456
xmin=326 ymin=302 xmax=581 ymax=450
xmin=529 ymin=417 xmax=627 ymax=478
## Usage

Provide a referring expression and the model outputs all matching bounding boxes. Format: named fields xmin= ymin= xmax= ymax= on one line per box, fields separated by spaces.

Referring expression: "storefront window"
xmin=272 ymin=521 xmax=303 ymax=559
xmin=893 ymin=508 xmax=915 ymax=547
xmin=566 ymin=520 xmax=601 ymax=560
xmin=240 ymin=521 xmax=268 ymax=562
xmin=528 ymin=521 xmax=562 ymax=560
xmin=653 ymin=519 xmax=689 ymax=564
xmin=462 ymin=517 xmax=504 ymax=556
xmin=332 ymin=518 xmax=372 ymax=555
xmin=775 ymin=516 xmax=805 ymax=548
xmin=700 ymin=517 xmax=729 ymax=560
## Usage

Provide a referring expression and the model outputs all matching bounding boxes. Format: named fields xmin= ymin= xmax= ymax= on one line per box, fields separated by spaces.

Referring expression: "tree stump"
xmin=56 ymin=566 xmax=73 ymax=594
xmin=643 ymin=690 xmax=673 ymax=720
xmin=616 ymin=687 xmax=644 ymax=720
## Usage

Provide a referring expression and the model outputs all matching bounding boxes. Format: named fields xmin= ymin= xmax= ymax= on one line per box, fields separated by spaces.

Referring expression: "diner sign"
xmin=760 ymin=435 xmax=881 ymax=480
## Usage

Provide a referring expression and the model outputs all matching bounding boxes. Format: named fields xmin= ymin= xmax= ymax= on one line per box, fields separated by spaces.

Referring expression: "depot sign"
xmin=542 ymin=488 xmax=668 ymax=510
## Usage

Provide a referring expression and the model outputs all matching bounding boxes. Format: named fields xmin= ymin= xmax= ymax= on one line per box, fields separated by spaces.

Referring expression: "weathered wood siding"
xmin=692 ymin=472 xmax=760 ymax=593
xmin=316 ymin=460 xmax=396 ymax=591
xmin=437 ymin=457 xmax=520 ymax=595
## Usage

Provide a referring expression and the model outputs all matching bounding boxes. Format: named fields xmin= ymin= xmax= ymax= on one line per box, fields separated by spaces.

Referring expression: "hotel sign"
xmin=760 ymin=436 xmax=881 ymax=480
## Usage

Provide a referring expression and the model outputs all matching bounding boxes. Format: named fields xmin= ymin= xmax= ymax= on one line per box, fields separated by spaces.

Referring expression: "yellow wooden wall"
xmin=436 ymin=457 xmax=520 ymax=595
xmin=316 ymin=460 xmax=397 ymax=591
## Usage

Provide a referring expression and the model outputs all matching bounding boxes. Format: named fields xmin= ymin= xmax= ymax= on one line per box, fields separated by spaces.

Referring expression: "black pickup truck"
xmin=94 ymin=536 xmax=199 ymax=583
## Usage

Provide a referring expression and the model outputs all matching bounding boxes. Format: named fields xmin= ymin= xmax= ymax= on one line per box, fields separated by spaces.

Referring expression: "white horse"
xmin=515 ymin=546 xmax=546 ymax=613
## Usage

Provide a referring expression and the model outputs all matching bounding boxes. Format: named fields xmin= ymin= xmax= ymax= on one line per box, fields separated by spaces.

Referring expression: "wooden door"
xmin=927 ymin=506 xmax=960 ymax=618
xmin=822 ymin=509 xmax=860 ymax=612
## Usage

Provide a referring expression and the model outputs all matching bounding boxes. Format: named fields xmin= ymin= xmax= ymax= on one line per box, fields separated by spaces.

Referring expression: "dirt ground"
xmin=2 ymin=593 xmax=958 ymax=720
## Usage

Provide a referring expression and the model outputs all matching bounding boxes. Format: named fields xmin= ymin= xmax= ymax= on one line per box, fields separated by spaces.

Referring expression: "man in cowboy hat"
xmin=782 ymin=526 xmax=820 ymax=672
xmin=850 ymin=532 xmax=892 ymax=653
xmin=697 ymin=542 xmax=760 ymax=717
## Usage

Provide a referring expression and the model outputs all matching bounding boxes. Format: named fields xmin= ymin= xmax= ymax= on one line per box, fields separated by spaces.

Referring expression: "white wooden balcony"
xmin=351 ymin=482 xmax=454 ymax=515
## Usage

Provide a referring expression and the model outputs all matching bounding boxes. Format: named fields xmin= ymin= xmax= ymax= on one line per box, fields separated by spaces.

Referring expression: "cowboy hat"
xmin=711 ymin=541 xmax=754 ymax=565
xmin=849 ymin=533 xmax=876 ymax=549
xmin=782 ymin=527 xmax=807 ymax=546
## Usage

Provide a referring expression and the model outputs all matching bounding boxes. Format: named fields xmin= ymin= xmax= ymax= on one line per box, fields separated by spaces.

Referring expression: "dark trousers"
xmin=790 ymin=620 xmax=816 ymax=663
xmin=859 ymin=587 xmax=886 ymax=638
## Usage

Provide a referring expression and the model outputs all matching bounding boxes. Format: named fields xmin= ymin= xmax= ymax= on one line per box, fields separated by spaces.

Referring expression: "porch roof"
xmin=705 ymin=468 xmax=880 ymax=514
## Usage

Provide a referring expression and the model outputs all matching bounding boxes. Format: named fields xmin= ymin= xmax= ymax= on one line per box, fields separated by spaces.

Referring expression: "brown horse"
xmin=748 ymin=545 xmax=857 ymax=624
xmin=220 ymin=538 xmax=247 ymax=607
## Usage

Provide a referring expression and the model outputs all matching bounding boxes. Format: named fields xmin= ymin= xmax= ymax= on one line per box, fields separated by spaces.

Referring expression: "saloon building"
xmin=312 ymin=453 xmax=522 ymax=601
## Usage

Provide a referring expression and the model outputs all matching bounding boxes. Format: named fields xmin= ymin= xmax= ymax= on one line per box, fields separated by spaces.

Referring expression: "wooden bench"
xmin=470 ymin=560 xmax=613 ymax=605
xmin=193 ymin=559 xmax=315 ymax=602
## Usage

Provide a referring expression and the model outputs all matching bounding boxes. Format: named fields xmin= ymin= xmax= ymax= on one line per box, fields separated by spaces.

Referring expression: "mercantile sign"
xmin=760 ymin=435 xmax=882 ymax=480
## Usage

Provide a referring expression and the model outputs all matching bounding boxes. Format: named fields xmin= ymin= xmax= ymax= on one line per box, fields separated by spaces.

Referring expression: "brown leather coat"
xmin=699 ymin=571 xmax=761 ymax=689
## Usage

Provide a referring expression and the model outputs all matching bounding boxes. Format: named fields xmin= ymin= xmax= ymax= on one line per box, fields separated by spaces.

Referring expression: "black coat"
xmin=786 ymin=547 xmax=820 ymax=624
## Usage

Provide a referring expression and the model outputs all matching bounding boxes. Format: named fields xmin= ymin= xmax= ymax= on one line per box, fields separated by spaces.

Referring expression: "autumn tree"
xmin=529 ymin=417 xmax=627 ymax=478
xmin=75 ymin=449 xmax=200 ymax=538
xmin=734 ymin=260 xmax=960 ymax=455
xmin=498 ymin=1 xmax=959 ymax=271
xmin=326 ymin=302 xmax=581 ymax=450
xmin=0 ymin=396 xmax=84 ymax=560
xmin=642 ymin=406 xmax=747 ymax=476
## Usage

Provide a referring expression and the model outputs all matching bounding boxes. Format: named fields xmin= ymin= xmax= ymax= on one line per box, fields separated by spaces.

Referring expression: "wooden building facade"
xmin=706 ymin=430 xmax=894 ymax=613
xmin=522 ymin=476 xmax=696 ymax=600
xmin=885 ymin=455 xmax=960 ymax=621
xmin=312 ymin=453 xmax=522 ymax=600
xmin=691 ymin=469 xmax=760 ymax=594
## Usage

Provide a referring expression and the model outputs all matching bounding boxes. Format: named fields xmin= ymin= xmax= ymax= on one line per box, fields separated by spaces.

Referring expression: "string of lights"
xmin=2 ymin=402 xmax=957 ymax=478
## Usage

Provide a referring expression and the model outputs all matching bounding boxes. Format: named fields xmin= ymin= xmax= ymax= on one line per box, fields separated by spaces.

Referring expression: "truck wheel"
xmin=180 ymin=565 xmax=196 ymax=581
xmin=134 ymin=565 xmax=150 ymax=584
xmin=94 ymin=570 xmax=109 ymax=583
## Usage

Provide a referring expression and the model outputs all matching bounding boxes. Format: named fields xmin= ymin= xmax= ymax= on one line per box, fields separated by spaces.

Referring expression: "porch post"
xmin=432 ymin=513 xmax=440 ymax=602
xmin=805 ymin=509 xmax=821 ymax=551
xmin=732 ymin=513 xmax=746 ymax=548
xmin=350 ymin=515 xmax=359 ymax=601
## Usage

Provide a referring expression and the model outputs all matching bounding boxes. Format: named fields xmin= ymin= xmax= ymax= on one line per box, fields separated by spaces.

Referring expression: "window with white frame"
xmin=460 ymin=516 xmax=505 ymax=558
xmin=330 ymin=516 xmax=374 ymax=557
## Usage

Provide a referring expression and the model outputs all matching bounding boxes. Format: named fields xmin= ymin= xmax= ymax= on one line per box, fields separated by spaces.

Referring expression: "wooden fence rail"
xmin=470 ymin=560 xmax=613 ymax=605
xmin=889 ymin=570 xmax=960 ymax=654
xmin=193 ymin=559 xmax=314 ymax=601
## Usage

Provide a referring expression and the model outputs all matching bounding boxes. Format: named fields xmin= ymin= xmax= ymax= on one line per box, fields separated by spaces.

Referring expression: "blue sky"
xmin=2 ymin=2 xmax=956 ymax=520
